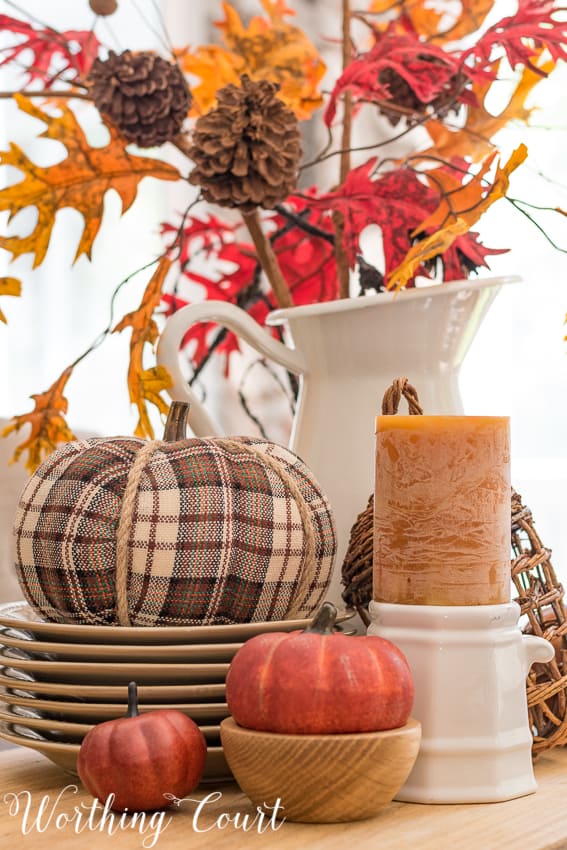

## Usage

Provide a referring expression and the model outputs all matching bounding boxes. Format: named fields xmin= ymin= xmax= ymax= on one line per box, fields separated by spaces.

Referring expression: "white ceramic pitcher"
xmin=156 ymin=276 xmax=519 ymax=606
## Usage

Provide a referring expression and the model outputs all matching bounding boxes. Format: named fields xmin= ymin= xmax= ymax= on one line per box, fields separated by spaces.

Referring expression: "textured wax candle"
xmin=374 ymin=416 xmax=510 ymax=606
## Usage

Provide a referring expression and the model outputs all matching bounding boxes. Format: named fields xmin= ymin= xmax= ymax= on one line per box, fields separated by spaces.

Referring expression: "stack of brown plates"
xmin=0 ymin=601 xmax=352 ymax=781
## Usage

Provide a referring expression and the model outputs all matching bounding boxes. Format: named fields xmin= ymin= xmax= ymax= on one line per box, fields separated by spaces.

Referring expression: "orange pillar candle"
xmin=373 ymin=416 xmax=510 ymax=606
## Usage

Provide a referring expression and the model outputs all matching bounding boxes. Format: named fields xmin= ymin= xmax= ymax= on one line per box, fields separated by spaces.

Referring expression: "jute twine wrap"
xmin=115 ymin=437 xmax=317 ymax=625
xmin=115 ymin=440 xmax=164 ymax=627
xmin=341 ymin=378 xmax=422 ymax=624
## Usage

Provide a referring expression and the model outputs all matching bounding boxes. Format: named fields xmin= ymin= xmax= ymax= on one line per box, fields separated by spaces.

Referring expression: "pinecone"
xmin=379 ymin=62 xmax=465 ymax=126
xmin=188 ymin=75 xmax=302 ymax=210
xmin=87 ymin=50 xmax=191 ymax=148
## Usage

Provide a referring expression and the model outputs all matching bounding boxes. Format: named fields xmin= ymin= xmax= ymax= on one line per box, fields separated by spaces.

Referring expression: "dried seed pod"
xmin=89 ymin=0 xmax=118 ymax=16
xmin=188 ymin=75 xmax=302 ymax=210
xmin=87 ymin=49 xmax=191 ymax=148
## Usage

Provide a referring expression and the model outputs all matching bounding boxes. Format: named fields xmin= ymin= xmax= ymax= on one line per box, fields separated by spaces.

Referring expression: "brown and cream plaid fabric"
xmin=13 ymin=436 xmax=336 ymax=626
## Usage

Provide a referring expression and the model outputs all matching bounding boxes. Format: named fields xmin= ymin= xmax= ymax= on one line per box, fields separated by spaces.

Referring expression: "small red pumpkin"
xmin=226 ymin=602 xmax=414 ymax=735
xmin=77 ymin=682 xmax=207 ymax=812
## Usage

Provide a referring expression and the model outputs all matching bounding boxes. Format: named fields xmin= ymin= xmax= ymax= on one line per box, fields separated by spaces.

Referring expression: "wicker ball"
xmin=188 ymin=75 xmax=302 ymax=210
xmin=13 ymin=435 xmax=336 ymax=627
xmin=87 ymin=50 xmax=191 ymax=148
xmin=511 ymin=489 xmax=567 ymax=752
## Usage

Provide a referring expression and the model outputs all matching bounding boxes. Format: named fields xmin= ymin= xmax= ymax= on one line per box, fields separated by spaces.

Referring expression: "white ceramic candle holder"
xmin=368 ymin=600 xmax=554 ymax=803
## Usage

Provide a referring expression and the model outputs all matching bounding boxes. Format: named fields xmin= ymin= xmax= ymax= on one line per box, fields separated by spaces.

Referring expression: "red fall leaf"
xmin=464 ymin=0 xmax=567 ymax=76
xmin=324 ymin=25 xmax=465 ymax=127
xmin=295 ymin=158 xmax=505 ymax=284
xmin=0 ymin=15 xmax=100 ymax=85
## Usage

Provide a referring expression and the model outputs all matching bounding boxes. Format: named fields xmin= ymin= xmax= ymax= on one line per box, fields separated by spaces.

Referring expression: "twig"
xmin=506 ymin=198 xmax=567 ymax=254
xmin=333 ymin=0 xmax=353 ymax=299
xmin=300 ymin=111 xmax=432 ymax=171
xmin=237 ymin=360 xmax=271 ymax=440
xmin=67 ymin=257 xmax=162 ymax=371
xmin=188 ymin=328 xmax=228 ymax=386
xmin=273 ymin=204 xmax=335 ymax=244
xmin=242 ymin=209 xmax=293 ymax=309
xmin=171 ymin=132 xmax=194 ymax=160
xmin=0 ymin=89 xmax=91 ymax=100
xmin=340 ymin=0 xmax=353 ymax=185
xmin=261 ymin=359 xmax=297 ymax=416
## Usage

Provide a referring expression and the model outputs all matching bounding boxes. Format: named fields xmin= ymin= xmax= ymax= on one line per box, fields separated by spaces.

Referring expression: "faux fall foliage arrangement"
xmin=0 ymin=0 xmax=566 ymax=470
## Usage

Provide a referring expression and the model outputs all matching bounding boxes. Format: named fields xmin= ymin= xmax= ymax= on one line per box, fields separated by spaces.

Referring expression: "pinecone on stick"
xmin=188 ymin=75 xmax=302 ymax=210
xmin=87 ymin=50 xmax=191 ymax=148
xmin=379 ymin=62 xmax=465 ymax=126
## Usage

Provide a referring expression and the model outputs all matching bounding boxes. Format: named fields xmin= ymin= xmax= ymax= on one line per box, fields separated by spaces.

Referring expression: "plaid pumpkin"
xmin=13 ymin=436 xmax=336 ymax=626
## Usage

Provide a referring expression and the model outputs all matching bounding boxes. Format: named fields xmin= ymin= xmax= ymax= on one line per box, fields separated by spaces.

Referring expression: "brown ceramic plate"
xmin=0 ymin=722 xmax=231 ymax=781
xmin=0 ymin=691 xmax=230 ymax=724
xmin=0 ymin=669 xmax=226 ymax=702
xmin=0 ymin=629 xmax=244 ymax=663
xmin=0 ymin=601 xmax=352 ymax=645
xmin=0 ymin=647 xmax=230 ymax=685
xmin=0 ymin=705 xmax=222 ymax=744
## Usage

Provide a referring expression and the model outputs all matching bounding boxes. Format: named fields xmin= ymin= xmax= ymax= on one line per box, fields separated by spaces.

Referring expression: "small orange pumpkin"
xmin=77 ymin=682 xmax=207 ymax=812
xmin=225 ymin=602 xmax=414 ymax=734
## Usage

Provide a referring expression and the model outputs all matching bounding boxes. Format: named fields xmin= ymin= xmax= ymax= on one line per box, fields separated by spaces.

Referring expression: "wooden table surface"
xmin=1 ymin=746 xmax=567 ymax=849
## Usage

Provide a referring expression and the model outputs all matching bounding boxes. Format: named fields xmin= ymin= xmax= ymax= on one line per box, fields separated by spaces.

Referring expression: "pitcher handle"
xmin=157 ymin=300 xmax=308 ymax=437
xmin=522 ymin=634 xmax=554 ymax=675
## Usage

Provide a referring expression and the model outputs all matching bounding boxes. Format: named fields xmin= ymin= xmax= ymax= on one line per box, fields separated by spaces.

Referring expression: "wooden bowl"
xmin=220 ymin=716 xmax=421 ymax=823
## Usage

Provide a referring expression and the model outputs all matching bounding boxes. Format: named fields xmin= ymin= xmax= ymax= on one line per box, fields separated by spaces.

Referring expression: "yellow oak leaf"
xmin=0 ymin=276 xmax=21 ymax=323
xmin=369 ymin=0 xmax=443 ymax=38
xmin=0 ymin=94 xmax=181 ymax=268
xmin=387 ymin=219 xmax=470 ymax=292
xmin=113 ymin=256 xmax=173 ymax=439
xmin=387 ymin=145 xmax=528 ymax=290
xmin=2 ymin=366 xmax=76 ymax=472
xmin=368 ymin=1 xmax=494 ymax=39
xmin=439 ymin=0 xmax=496 ymax=41
xmin=176 ymin=45 xmax=244 ymax=116
xmin=177 ymin=0 xmax=325 ymax=119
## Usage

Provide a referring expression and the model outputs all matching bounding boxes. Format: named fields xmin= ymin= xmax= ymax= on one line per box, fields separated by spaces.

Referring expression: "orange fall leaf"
xmin=367 ymin=0 xmax=496 ymax=39
xmin=113 ymin=256 xmax=174 ymax=439
xmin=423 ymin=54 xmax=552 ymax=164
xmin=414 ymin=152 xmax=499 ymax=235
xmin=177 ymin=0 xmax=325 ymax=119
xmin=2 ymin=367 xmax=76 ymax=472
xmin=439 ymin=0 xmax=496 ymax=42
xmin=0 ymin=94 xmax=181 ymax=268
xmin=0 ymin=276 xmax=21 ymax=323
xmin=387 ymin=144 xmax=528 ymax=290
xmin=369 ymin=0 xmax=444 ymax=38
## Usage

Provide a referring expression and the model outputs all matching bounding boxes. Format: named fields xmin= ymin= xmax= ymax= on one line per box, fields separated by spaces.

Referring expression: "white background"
xmin=0 ymin=0 xmax=566 ymax=580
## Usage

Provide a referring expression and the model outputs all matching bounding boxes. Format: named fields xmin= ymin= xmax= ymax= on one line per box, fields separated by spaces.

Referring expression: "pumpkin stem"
xmin=163 ymin=401 xmax=190 ymax=441
xmin=305 ymin=601 xmax=338 ymax=635
xmin=127 ymin=681 xmax=140 ymax=718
